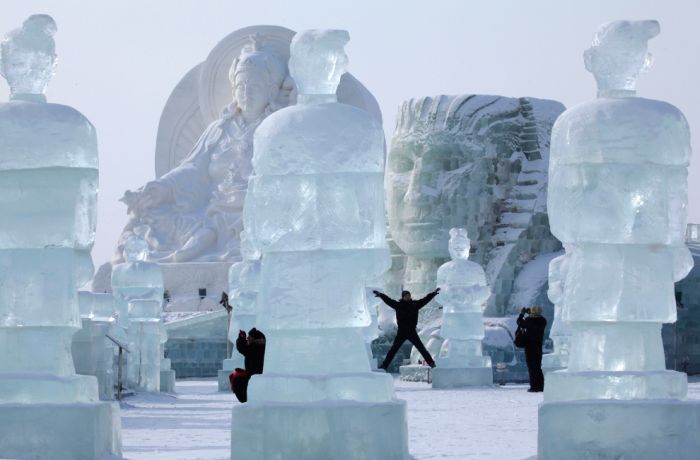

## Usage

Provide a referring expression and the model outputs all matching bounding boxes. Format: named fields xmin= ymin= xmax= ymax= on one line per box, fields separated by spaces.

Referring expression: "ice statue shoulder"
xmin=253 ymin=30 xmax=384 ymax=176
xmin=548 ymin=20 xmax=691 ymax=246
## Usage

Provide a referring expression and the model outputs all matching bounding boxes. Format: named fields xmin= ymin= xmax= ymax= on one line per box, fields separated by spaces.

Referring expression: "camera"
xmin=521 ymin=307 xmax=531 ymax=314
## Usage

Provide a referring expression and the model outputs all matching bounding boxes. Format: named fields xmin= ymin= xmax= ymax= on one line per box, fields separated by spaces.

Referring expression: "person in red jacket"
xmin=229 ymin=327 xmax=266 ymax=402
xmin=373 ymin=288 xmax=440 ymax=371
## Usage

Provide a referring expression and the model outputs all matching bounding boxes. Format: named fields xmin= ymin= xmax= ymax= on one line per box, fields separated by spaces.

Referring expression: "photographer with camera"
xmin=517 ymin=306 xmax=547 ymax=392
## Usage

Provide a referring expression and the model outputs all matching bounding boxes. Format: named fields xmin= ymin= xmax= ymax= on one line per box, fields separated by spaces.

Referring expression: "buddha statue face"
xmin=0 ymin=15 xmax=57 ymax=98
xmin=584 ymin=20 xmax=660 ymax=96
xmin=289 ymin=29 xmax=349 ymax=95
xmin=388 ymin=131 xmax=485 ymax=258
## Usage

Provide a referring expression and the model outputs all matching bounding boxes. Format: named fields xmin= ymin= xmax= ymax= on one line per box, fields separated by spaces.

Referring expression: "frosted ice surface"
xmin=544 ymin=19 xmax=692 ymax=403
xmin=435 ymin=229 xmax=491 ymax=368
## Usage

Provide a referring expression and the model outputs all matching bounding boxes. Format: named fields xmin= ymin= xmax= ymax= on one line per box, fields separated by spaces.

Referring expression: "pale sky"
xmin=1 ymin=0 xmax=698 ymax=267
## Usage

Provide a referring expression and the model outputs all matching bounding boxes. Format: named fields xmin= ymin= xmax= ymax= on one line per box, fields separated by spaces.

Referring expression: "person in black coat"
xmin=230 ymin=327 xmax=266 ymax=402
xmin=373 ymin=288 xmax=440 ymax=371
xmin=517 ymin=306 xmax=547 ymax=392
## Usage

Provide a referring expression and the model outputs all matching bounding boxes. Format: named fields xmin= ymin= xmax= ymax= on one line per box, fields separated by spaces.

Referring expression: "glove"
xmin=238 ymin=330 xmax=246 ymax=339
xmin=372 ymin=290 xmax=381 ymax=297
xmin=434 ymin=287 xmax=441 ymax=294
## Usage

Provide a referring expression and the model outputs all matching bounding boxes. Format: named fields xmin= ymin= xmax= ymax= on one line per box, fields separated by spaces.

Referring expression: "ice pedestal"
xmin=538 ymin=20 xmax=696 ymax=460
xmin=72 ymin=292 xmax=117 ymax=400
xmin=231 ymin=29 xmax=409 ymax=459
xmin=0 ymin=15 xmax=121 ymax=459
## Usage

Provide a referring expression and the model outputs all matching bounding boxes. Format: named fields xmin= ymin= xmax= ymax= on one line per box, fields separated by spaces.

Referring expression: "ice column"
xmin=230 ymin=30 xmax=409 ymax=460
xmin=431 ymin=228 xmax=492 ymax=388
xmin=111 ymin=235 xmax=165 ymax=391
xmin=541 ymin=251 xmax=570 ymax=371
xmin=217 ymin=258 xmax=260 ymax=391
xmin=73 ymin=292 xmax=117 ymax=400
xmin=0 ymin=15 xmax=121 ymax=458
xmin=538 ymin=20 xmax=700 ymax=460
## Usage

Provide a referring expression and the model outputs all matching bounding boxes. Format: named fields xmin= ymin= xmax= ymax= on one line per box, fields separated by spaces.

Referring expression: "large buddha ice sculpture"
xmin=0 ymin=15 xmax=121 ymax=458
xmin=387 ymin=94 xmax=564 ymax=325
xmin=538 ymin=20 xmax=700 ymax=459
xmin=230 ymin=30 xmax=409 ymax=459
xmin=432 ymin=228 xmax=492 ymax=388
xmin=118 ymin=38 xmax=288 ymax=263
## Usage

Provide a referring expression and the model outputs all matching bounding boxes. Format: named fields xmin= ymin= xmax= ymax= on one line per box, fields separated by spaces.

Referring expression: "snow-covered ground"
xmin=121 ymin=377 xmax=700 ymax=460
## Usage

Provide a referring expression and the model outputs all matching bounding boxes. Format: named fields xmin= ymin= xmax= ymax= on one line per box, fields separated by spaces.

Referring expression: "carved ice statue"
xmin=431 ymin=229 xmax=492 ymax=388
xmin=387 ymin=95 xmax=564 ymax=327
xmin=538 ymin=20 xmax=700 ymax=459
xmin=0 ymin=15 xmax=121 ymax=458
xmin=111 ymin=236 xmax=165 ymax=330
xmin=541 ymin=250 xmax=570 ymax=371
xmin=230 ymin=30 xmax=409 ymax=459
xmin=118 ymin=39 xmax=288 ymax=263
xmin=127 ymin=298 xmax=163 ymax=392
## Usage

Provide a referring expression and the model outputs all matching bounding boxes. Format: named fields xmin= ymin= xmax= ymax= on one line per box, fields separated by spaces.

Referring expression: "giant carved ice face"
xmin=388 ymin=132 xmax=485 ymax=258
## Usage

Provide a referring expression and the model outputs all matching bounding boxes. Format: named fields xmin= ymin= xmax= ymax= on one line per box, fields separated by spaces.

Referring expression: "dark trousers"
xmin=525 ymin=346 xmax=544 ymax=391
xmin=380 ymin=329 xmax=435 ymax=369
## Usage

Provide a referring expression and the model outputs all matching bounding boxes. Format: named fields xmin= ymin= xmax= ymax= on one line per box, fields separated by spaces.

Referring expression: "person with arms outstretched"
xmin=373 ymin=288 xmax=440 ymax=371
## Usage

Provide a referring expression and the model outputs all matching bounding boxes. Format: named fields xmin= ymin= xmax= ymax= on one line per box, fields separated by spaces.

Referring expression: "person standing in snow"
xmin=517 ymin=306 xmax=547 ymax=392
xmin=373 ymin=289 xmax=440 ymax=371
xmin=229 ymin=328 xmax=266 ymax=402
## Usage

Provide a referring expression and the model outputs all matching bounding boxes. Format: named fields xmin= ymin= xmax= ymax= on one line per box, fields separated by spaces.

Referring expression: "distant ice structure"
xmin=538 ymin=20 xmax=700 ymax=460
xmin=230 ymin=30 xmax=409 ymax=459
xmin=432 ymin=229 xmax=493 ymax=388
xmin=0 ymin=15 xmax=121 ymax=458
xmin=111 ymin=235 xmax=166 ymax=391
xmin=541 ymin=250 xmax=570 ymax=371
xmin=73 ymin=292 xmax=117 ymax=400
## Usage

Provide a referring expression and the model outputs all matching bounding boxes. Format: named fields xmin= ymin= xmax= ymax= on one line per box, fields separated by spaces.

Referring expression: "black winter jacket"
xmin=377 ymin=292 xmax=439 ymax=331
xmin=236 ymin=335 xmax=266 ymax=375
xmin=517 ymin=313 xmax=547 ymax=349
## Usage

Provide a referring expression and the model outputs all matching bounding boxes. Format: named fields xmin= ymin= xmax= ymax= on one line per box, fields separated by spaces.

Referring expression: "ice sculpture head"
xmin=0 ymin=15 xmax=57 ymax=100
xmin=289 ymin=29 xmax=349 ymax=95
xmin=584 ymin=20 xmax=659 ymax=97
xmin=448 ymin=228 xmax=470 ymax=261
xmin=123 ymin=235 xmax=149 ymax=262
xmin=229 ymin=35 xmax=286 ymax=119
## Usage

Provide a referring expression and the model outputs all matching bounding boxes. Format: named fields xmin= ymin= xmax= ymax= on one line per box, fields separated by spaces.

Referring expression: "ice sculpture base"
xmin=230 ymin=399 xmax=409 ymax=460
xmin=431 ymin=367 xmax=493 ymax=388
xmin=541 ymin=352 xmax=567 ymax=373
xmin=399 ymin=364 xmax=431 ymax=382
xmin=538 ymin=399 xmax=700 ymax=460
xmin=0 ymin=401 xmax=122 ymax=460
xmin=544 ymin=369 xmax=687 ymax=401
xmin=160 ymin=369 xmax=176 ymax=392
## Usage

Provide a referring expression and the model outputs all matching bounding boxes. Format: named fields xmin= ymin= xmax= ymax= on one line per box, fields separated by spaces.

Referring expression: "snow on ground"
xmin=121 ymin=377 xmax=700 ymax=460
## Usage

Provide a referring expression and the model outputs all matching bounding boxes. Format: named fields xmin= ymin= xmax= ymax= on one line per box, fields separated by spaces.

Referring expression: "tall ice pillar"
xmin=0 ymin=15 xmax=121 ymax=459
xmin=538 ymin=20 xmax=700 ymax=459
xmin=230 ymin=29 xmax=409 ymax=459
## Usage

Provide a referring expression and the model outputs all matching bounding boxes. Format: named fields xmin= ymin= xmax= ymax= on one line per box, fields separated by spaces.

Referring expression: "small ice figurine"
xmin=431 ymin=228 xmax=492 ymax=388
xmin=111 ymin=235 xmax=165 ymax=331
xmin=539 ymin=20 xmax=698 ymax=460
xmin=0 ymin=15 xmax=121 ymax=458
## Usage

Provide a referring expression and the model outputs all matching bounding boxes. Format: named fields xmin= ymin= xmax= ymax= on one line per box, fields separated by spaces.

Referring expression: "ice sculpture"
xmin=387 ymin=95 xmax=564 ymax=325
xmin=541 ymin=250 xmax=570 ymax=371
xmin=432 ymin=229 xmax=492 ymax=388
xmin=159 ymin=324 xmax=176 ymax=392
xmin=230 ymin=30 xmax=409 ymax=459
xmin=217 ymin=258 xmax=260 ymax=391
xmin=538 ymin=20 xmax=700 ymax=459
xmin=0 ymin=15 xmax=121 ymax=458
xmin=111 ymin=235 xmax=165 ymax=390
xmin=127 ymin=298 xmax=162 ymax=391
xmin=73 ymin=291 xmax=117 ymax=400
